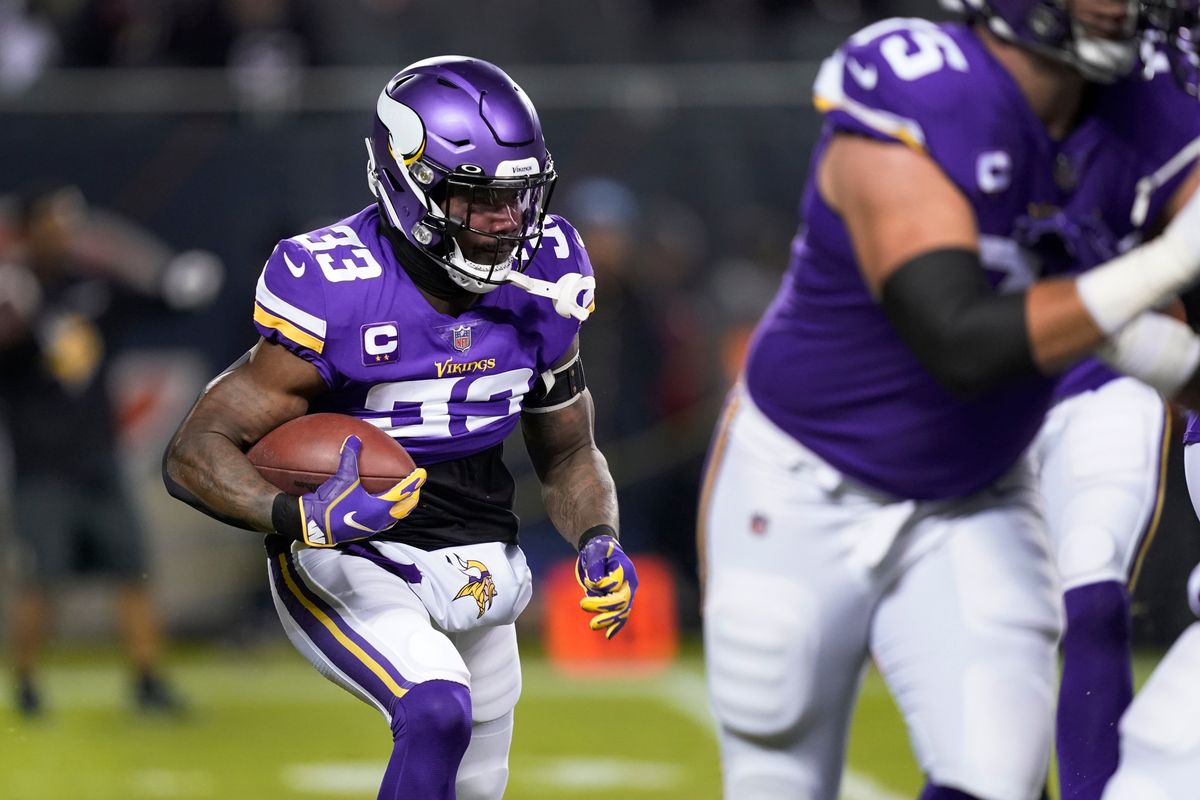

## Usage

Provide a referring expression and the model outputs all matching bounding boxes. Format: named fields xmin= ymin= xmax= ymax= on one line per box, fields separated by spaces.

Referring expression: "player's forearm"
xmin=1025 ymin=278 xmax=1106 ymax=371
xmin=163 ymin=427 xmax=278 ymax=533
xmin=539 ymin=445 xmax=620 ymax=549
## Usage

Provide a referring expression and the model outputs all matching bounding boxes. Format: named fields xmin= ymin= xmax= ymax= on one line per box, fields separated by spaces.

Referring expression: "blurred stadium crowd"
xmin=1 ymin=0 xmax=1198 ymax=656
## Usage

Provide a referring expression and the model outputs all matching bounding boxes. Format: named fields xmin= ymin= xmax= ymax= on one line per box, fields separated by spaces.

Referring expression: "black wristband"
xmin=271 ymin=493 xmax=303 ymax=540
xmin=577 ymin=524 xmax=616 ymax=551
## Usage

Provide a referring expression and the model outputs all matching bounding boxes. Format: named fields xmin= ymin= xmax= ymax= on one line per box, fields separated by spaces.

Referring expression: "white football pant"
xmin=268 ymin=541 xmax=519 ymax=800
xmin=700 ymin=389 xmax=1061 ymax=800
xmin=1032 ymin=377 xmax=1168 ymax=590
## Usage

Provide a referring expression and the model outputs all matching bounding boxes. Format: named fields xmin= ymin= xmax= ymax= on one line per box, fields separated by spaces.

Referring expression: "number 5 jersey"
xmin=744 ymin=17 xmax=1200 ymax=502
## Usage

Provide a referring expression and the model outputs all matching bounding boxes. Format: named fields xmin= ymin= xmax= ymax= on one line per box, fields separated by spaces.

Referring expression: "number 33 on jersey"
xmin=252 ymin=205 xmax=592 ymax=463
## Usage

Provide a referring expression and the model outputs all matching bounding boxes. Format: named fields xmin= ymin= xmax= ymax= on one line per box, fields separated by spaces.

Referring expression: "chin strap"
xmin=506 ymin=270 xmax=596 ymax=322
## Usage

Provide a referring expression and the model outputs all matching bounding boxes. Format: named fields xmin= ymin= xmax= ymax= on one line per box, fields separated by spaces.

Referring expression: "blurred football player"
xmin=163 ymin=57 xmax=638 ymax=800
xmin=1031 ymin=318 xmax=1172 ymax=791
xmin=1099 ymin=413 xmax=1200 ymax=799
xmin=698 ymin=1 xmax=1200 ymax=798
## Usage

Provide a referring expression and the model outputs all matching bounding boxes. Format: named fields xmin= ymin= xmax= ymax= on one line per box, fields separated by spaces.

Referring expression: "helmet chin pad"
xmin=444 ymin=237 xmax=515 ymax=294
xmin=1072 ymin=29 xmax=1139 ymax=81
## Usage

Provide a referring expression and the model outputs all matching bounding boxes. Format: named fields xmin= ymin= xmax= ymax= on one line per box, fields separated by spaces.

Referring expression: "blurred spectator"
xmin=0 ymin=183 xmax=221 ymax=717
xmin=0 ymin=0 xmax=58 ymax=94
xmin=558 ymin=178 xmax=663 ymax=552
xmin=633 ymin=196 xmax=718 ymax=598
xmin=561 ymin=177 xmax=659 ymax=445
xmin=63 ymin=0 xmax=168 ymax=67
xmin=169 ymin=0 xmax=318 ymax=118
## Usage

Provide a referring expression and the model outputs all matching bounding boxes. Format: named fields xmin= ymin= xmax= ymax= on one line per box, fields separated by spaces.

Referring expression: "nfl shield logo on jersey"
xmin=452 ymin=324 xmax=473 ymax=353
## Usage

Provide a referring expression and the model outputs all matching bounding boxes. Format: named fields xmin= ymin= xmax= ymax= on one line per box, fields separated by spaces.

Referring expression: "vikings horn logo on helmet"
xmin=453 ymin=555 xmax=498 ymax=619
xmin=376 ymin=91 xmax=425 ymax=166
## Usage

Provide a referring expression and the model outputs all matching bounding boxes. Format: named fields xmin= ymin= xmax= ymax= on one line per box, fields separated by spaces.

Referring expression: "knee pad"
xmin=929 ymin=665 xmax=1053 ymax=800
xmin=456 ymin=712 xmax=513 ymax=800
xmin=459 ymin=627 xmax=521 ymax=723
xmin=390 ymin=679 xmax=472 ymax=757
xmin=467 ymin=655 xmax=520 ymax=723
xmin=705 ymin=571 xmax=817 ymax=740
xmin=1057 ymin=522 xmax=1124 ymax=588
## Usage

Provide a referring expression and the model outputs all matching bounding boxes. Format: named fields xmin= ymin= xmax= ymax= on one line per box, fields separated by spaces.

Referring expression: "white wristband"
xmin=1095 ymin=311 xmax=1200 ymax=398
xmin=1077 ymin=185 xmax=1200 ymax=334
xmin=1076 ymin=234 xmax=1194 ymax=335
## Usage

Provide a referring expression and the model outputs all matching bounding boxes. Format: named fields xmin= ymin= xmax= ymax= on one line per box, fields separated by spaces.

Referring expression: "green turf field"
xmin=0 ymin=640 xmax=1163 ymax=799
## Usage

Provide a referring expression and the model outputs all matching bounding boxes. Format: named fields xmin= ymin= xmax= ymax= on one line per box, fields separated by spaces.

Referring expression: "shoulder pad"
xmin=526 ymin=214 xmax=595 ymax=283
xmin=254 ymin=239 xmax=329 ymax=356
xmin=814 ymin=19 xmax=983 ymax=153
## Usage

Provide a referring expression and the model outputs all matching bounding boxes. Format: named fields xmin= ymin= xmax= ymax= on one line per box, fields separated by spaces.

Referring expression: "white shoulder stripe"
xmin=813 ymin=51 xmax=927 ymax=149
xmin=1131 ymin=135 xmax=1200 ymax=227
xmin=255 ymin=270 xmax=327 ymax=338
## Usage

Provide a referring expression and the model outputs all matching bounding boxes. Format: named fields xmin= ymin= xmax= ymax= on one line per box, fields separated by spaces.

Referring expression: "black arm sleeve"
xmin=879 ymin=248 xmax=1037 ymax=398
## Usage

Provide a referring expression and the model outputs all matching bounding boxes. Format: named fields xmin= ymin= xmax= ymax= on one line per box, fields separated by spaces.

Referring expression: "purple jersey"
xmin=745 ymin=18 xmax=1200 ymax=500
xmin=1185 ymin=411 xmax=1200 ymax=446
xmin=252 ymin=206 xmax=589 ymax=465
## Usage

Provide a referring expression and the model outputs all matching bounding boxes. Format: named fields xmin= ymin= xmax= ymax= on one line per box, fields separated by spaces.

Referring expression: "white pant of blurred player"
xmin=1100 ymin=444 xmax=1200 ymax=800
xmin=1031 ymin=377 xmax=1168 ymax=796
xmin=1033 ymin=377 xmax=1167 ymax=596
xmin=701 ymin=388 xmax=1061 ymax=800
xmin=268 ymin=538 xmax=528 ymax=800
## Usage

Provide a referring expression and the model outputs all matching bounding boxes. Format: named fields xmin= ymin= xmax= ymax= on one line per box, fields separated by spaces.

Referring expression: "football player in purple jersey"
xmin=162 ymin=57 xmax=638 ymax=800
xmin=698 ymin=2 xmax=1200 ymax=799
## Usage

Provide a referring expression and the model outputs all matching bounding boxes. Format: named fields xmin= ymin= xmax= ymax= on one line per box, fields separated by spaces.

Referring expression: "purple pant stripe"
xmin=270 ymin=552 xmax=416 ymax=701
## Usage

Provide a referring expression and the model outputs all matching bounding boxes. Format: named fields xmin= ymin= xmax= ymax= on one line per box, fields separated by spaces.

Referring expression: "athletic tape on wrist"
xmin=1076 ymin=233 xmax=1194 ymax=335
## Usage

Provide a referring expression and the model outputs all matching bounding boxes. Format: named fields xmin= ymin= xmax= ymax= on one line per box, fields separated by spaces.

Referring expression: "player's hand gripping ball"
xmin=576 ymin=533 xmax=638 ymax=639
xmin=297 ymin=435 xmax=426 ymax=548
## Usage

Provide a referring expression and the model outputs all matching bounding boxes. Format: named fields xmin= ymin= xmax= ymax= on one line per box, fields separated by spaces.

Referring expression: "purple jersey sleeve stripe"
xmin=270 ymin=551 xmax=413 ymax=699
xmin=253 ymin=303 xmax=325 ymax=354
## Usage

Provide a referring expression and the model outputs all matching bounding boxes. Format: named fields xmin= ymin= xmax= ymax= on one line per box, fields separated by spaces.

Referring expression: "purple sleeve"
xmin=1185 ymin=410 xmax=1200 ymax=446
xmin=251 ymin=239 xmax=337 ymax=387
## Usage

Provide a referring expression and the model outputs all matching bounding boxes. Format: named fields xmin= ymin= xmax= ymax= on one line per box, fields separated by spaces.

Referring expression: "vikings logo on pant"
xmin=453 ymin=555 xmax=498 ymax=619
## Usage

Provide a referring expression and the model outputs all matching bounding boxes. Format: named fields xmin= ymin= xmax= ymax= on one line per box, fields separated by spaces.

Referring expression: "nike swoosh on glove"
xmin=576 ymin=533 xmax=638 ymax=639
xmin=298 ymin=435 xmax=426 ymax=548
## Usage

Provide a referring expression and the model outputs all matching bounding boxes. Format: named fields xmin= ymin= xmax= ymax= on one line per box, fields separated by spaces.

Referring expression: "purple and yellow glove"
xmin=576 ymin=528 xmax=638 ymax=639
xmin=297 ymin=436 xmax=426 ymax=548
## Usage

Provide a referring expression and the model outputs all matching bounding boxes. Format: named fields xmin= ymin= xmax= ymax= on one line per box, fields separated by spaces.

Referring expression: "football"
xmin=247 ymin=413 xmax=417 ymax=496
